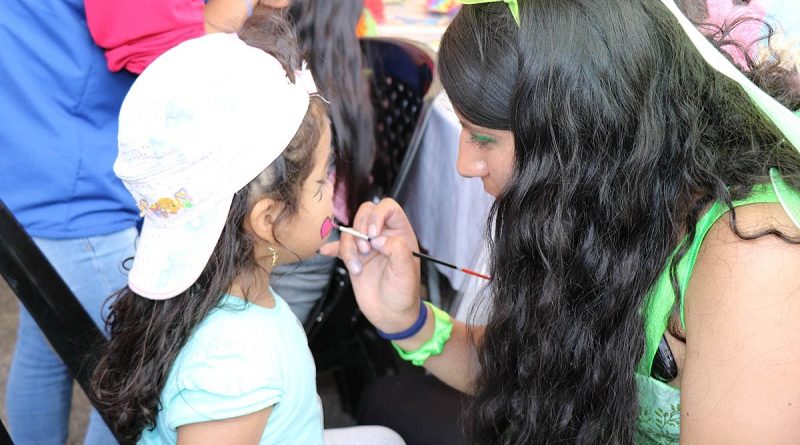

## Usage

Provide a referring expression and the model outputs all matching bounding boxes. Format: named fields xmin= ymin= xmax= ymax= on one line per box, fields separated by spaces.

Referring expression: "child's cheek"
xmin=320 ymin=216 xmax=333 ymax=239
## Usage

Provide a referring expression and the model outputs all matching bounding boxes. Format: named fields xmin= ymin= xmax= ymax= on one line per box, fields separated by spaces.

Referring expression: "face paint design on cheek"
xmin=320 ymin=216 xmax=334 ymax=239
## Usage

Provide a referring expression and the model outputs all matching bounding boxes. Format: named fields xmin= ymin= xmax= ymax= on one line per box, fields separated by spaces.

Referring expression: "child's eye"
xmin=469 ymin=132 xmax=496 ymax=148
xmin=313 ymin=179 xmax=327 ymax=201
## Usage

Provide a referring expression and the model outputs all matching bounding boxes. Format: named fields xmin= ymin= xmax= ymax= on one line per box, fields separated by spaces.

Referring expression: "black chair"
xmin=0 ymin=200 xmax=123 ymax=444
xmin=362 ymin=37 xmax=441 ymax=199
xmin=0 ymin=417 xmax=11 ymax=445
xmin=304 ymin=36 xmax=441 ymax=415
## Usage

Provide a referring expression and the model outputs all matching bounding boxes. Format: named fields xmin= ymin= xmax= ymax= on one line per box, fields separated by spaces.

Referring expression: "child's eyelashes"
xmin=469 ymin=132 xmax=496 ymax=148
xmin=313 ymin=178 xmax=328 ymax=201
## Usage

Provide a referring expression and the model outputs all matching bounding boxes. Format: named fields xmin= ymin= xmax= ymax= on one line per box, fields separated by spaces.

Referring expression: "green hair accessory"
xmin=391 ymin=301 xmax=454 ymax=366
xmin=457 ymin=0 xmax=520 ymax=26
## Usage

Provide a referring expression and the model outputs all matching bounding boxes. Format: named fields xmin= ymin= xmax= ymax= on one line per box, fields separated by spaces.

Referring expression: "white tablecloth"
xmin=397 ymin=93 xmax=493 ymax=292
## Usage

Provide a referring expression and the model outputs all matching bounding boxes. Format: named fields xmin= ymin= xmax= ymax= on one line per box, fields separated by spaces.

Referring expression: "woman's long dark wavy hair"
xmin=90 ymin=10 xmax=327 ymax=444
xmin=439 ymin=0 xmax=800 ymax=443
xmin=290 ymin=0 xmax=375 ymax=221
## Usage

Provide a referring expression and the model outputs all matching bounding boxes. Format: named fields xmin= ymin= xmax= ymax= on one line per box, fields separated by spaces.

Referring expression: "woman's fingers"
xmin=337 ymin=232 xmax=382 ymax=276
xmin=372 ymin=236 xmax=417 ymax=280
xmin=318 ymin=241 xmax=340 ymax=257
xmin=353 ymin=198 xmax=419 ymax=251
xmin=352 ymin=201 xmax=377 ymax=255
xmin=352 ymin=235 xmax=421 ymax=332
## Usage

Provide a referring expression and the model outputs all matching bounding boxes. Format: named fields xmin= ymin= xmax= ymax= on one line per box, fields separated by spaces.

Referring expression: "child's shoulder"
xmin=192 ymin=295 xmax=291 ymax=342
xmin=182 ymin=294 xmax=304 ymax=360
xmin=168 ymin=294 xmax=304 ymax=386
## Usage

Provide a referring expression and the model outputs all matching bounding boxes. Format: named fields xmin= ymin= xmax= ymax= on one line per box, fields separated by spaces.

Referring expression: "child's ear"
xmin=248 ymin=197 xmax=282 ymax=243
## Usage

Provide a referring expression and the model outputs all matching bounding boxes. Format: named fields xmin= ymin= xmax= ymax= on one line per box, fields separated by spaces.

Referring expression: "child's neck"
xmin=228 ymin=271 xmax=275 ymax=309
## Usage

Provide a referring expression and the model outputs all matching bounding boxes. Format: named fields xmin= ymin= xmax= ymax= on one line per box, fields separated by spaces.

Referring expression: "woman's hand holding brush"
xmin=319 ymin=198 xmax=424 ymax=336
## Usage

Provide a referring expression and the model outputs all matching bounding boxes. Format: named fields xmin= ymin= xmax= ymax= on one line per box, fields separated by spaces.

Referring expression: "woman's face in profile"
xmin=454 ymin=110 xmax=515 ymax=198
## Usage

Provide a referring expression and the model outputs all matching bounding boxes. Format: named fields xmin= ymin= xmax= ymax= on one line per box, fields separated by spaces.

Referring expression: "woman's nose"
xmin=456 ymin=142 xmax=488 ymax=179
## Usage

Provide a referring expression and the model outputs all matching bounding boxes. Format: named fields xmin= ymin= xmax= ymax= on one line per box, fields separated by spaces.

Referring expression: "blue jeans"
xmin=6 ymin=227 xmax=137 ymax=445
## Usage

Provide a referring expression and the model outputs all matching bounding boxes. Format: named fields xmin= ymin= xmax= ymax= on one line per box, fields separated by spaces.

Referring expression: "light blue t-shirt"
xmin=139 ymin=291 xmax=323 ymax=444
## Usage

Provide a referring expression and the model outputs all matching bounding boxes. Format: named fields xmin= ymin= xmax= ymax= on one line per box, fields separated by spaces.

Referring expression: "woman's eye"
xmin=469 ymin=132 xmax=495 ymax=148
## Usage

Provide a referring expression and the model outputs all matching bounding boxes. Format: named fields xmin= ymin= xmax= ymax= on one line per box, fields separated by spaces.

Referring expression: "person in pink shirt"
xmin=87 ymin=0 xmax=291 ymax=74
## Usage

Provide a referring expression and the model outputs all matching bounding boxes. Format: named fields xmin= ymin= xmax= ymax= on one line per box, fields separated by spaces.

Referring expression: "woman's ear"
xmin=248 ymin=197 xmax=283 ymax=244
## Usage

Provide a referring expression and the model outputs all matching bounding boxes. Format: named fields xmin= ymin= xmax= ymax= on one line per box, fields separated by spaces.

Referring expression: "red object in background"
xmin=364 ymin=0 xmax=385 ymax=23
xmin=85 ymin=0 xmax=205 ymax=74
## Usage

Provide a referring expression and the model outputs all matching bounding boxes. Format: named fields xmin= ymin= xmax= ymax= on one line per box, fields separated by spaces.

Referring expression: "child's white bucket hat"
xmin=115 ymin=32 xmax=311 ymax=300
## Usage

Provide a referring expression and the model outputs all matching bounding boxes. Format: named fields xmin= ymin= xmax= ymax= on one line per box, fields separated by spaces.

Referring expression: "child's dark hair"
xmin=90 ymin=10 xmax=327 ymax=443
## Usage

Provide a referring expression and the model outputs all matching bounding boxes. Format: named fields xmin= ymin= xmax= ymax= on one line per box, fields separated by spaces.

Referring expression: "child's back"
xmin=140 ymin=293 xmax=321 ymax=444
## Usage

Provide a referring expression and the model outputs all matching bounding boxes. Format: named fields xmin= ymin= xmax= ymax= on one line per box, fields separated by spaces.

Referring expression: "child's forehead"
xmin=321 ymin=126 xmax=334 ymax=159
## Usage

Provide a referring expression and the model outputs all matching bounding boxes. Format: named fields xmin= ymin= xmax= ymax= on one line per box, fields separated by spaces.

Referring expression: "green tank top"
xmin=635 ymin=169 xmax=800 ymax=444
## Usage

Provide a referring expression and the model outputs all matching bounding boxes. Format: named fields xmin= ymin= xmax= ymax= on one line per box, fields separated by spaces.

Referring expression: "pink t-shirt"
xmin=85 ymin=0 xmax=206 ymax=74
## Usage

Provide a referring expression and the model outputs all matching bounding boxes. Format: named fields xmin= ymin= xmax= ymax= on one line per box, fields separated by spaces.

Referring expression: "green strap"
xmin=457 ymin=0 xmax=520 ymax=26
xmin=771 ymin=168 xmax=800 ymax=229
xmin=638 ymin=169 xmax=800 ymax=376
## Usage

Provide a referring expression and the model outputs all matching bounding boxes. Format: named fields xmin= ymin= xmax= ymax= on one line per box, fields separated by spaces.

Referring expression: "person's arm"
xmin=392 ymin=306 xmax=483 ymax=394
xmin=177 ymin=407 xmax=272 ymax=445
xmin=320 ymin=198 xmax=482 ymax=393
xmin=680 ymin=203 xmax=800 ymax=443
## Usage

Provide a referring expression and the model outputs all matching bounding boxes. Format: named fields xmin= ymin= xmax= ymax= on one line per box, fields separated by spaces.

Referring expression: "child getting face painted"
xmin=89 ymin=12 xmax=335 ymax=444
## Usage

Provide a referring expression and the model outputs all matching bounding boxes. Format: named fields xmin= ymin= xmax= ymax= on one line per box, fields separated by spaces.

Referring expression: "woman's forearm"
xmin=394 ymin=309 xmax=482 ymax=394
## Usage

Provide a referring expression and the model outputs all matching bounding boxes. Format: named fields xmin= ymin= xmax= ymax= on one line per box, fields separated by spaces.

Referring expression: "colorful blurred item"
xmin=705 ymin=0 xmax=767 ymax=68
xmin=358 ymin=0 xmax=383 ymax=37
xmin=365 ymin=0 xmax=385 ymax=22
xmin=696 ymin=0 xmax=800 ymax=72
xmin=427 ymin=0 xmax=460 ymax=14
xmin=357 ymin=9 xmax=378 ymax=37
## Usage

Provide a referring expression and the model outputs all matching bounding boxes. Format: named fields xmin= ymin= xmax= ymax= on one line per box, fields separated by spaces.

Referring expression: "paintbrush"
xmin=335 ymin=225 xmax=492 ymax=281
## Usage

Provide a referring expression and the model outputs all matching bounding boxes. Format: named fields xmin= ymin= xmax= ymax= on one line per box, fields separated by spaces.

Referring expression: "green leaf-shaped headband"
xmin=457 ymin=0 xmax=520 ymax=26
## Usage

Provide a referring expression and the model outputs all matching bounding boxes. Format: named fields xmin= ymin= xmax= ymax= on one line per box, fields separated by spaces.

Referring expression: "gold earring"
xmin=267 ymin=246 xmax=278 ymax=267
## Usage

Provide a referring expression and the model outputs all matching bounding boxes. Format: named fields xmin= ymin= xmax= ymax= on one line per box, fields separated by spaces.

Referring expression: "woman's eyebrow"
xmin=458 ymin=118 xmax=479 ymax=132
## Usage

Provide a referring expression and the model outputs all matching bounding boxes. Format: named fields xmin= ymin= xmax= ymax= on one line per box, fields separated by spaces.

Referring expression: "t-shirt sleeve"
xmin=163 ymin=335 xmax=284 ymax=430
xmin=84 ymin=0 xmax=205 ymax=74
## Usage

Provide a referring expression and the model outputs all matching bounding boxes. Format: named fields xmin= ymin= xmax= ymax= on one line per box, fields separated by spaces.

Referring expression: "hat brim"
xmin=128 ymin=194 xmax=234 ymax=300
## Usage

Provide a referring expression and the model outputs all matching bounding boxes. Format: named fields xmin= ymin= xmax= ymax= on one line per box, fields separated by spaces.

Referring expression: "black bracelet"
xmin=377 ymin=300 xmax=427 ymax=341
